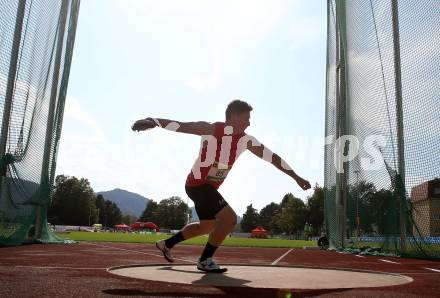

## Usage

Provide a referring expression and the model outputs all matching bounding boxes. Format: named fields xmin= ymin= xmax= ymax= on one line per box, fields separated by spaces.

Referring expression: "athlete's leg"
xmin=157 ymin=185 xmax=218 ymax=263
xmin=207 ymin=205 xmax=237 ymax=246
xmin=163 ymin=220 xmax=215 ymax=250
xmin=181 ymin=220 xmax=216 ymax=239
xmin=157 ymin=220 xmax=216 ymax=263
xmin=197 ymin=204 xmax=236 ymax=272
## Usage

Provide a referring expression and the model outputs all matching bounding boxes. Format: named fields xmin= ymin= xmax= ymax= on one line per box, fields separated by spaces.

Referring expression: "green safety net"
xmin=0 ymin=0 xmax=80 ymax=245
xmin=325 ymin=0 xmax=440 ymax=259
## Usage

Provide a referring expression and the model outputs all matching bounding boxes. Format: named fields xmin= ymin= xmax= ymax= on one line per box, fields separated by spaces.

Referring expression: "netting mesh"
xmin=0 ymin=0 xmax=80 ymax=245
xmin=325 ymin=0 xmax=440 ymax=259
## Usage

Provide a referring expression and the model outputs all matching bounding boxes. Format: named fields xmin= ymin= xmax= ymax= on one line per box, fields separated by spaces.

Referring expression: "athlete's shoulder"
xmin=241 ymin=133 xmax=258 ymax=142
xmin=241 ymin=134 xmax=262 ymax=148
xmin=212 ymin=122 xmax=225 ymax=136
xmin=213 ymin=121 xmax=225 ymax=127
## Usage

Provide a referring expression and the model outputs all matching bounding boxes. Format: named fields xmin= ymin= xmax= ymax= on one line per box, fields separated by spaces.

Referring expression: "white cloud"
xmin=121 ymin=0 xmax=300 ymax=93
xmin=182 ymin=0 xmax=296 ymax=93
xmin=56 ymin=96 xmax=109 ymax=186
xmin=63 ymin=95 xmax=105 ymax=141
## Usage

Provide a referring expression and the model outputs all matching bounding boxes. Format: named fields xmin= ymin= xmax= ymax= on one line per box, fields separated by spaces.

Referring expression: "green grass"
xmin=56 ymin=231 xmax=317 ymax=248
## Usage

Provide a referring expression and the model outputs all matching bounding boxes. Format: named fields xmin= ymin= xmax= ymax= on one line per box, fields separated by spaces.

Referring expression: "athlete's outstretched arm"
xmin=246 ymin=137 xmax=311 ymax=190
xmin=131 ymin=117 xmax=214 ymax=136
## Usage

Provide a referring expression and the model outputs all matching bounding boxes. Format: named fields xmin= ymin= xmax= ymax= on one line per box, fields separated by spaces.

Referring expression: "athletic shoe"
xmin=155 ymin=240 xmax=174 ymax=263
xmin=197 ymin=258 xmax=227 ymax=273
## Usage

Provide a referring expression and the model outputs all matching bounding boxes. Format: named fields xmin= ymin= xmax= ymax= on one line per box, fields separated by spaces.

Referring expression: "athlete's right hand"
xmin=131 ymin=118 xmax=158 ymax=131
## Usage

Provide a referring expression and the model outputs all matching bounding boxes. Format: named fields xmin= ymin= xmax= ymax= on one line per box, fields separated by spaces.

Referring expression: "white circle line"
xmin=84 ymin=242 xmax=196 ymax=264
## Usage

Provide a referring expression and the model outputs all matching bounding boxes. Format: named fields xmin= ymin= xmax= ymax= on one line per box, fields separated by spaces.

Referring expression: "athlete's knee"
xmin=216 ymin=205 xmax=236 ymax=225
xmin=227 ymin=212 xmax=237 ymax=227
xmin=231 ymin=215 xmax=237 ymax=227
xmin=198 ymin=220 xmax=215 ymax=234
xmin=229 ymin=217 xmax=237 ymax=229
xmin=228 ymin=208 xmax=237 ymax=227
xmin=228 ymin=216 xmax=237 ymax=229
xmin=221 ymin=212 xmax=237 ymax=228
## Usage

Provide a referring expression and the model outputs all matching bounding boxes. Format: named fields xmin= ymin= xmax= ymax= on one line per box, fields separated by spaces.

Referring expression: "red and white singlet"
xmin=185 ymin=122 xmax=246 ymax=189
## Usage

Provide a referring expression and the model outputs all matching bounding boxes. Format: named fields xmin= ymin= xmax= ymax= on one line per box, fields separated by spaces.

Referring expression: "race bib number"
xmin=206 ymin=161 xmax=231 ymax=183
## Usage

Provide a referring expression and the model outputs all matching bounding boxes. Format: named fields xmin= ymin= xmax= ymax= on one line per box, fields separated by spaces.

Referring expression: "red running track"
xmin=0 ymin=242 xmax=439 ymax=297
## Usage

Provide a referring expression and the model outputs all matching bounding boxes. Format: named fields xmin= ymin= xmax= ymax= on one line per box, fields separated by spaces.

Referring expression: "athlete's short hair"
xmin=225 ymin=99 xmax=253 ymax=120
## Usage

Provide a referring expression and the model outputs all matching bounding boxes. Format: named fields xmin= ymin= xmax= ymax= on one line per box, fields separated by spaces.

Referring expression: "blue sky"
xmin=56 ymin=0 xmax=327 ymax=216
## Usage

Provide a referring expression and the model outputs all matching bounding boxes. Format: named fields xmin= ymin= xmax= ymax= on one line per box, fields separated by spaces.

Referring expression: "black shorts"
xmin=185 ymin=184 xmax=229 ymax=220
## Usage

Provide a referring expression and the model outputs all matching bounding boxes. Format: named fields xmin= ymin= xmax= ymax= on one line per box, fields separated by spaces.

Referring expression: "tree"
xmin=348 ymin=181 xmax=377 ymax=234
xmin=155 ymin=197 xmax=188 ymax=229
xmin=277 ymin=193 xmax=307 ymax=234
xmin=103 ymin=200 xmax=122 ymax=227
xmin=259 ymin=202 xmax=281 ymax=234
xmin=93 ymin=194 xmax=122 ymax=227
xmin=306 ymin=185 xmax=325 ymax=235
xmin=139 ymin=200 xmax=159 ymax=223
xmin=240 ymin=204 xmax=260 ymax=232
xmin=95 ymin=194 xmax=106 ymax=224
xmin=121 ymin=214 xmax=138 ymax=225
xmin=368 ymin=189 xmax=397 ymax=235
xmin=48 ymin=175 xmax=97 ymax=226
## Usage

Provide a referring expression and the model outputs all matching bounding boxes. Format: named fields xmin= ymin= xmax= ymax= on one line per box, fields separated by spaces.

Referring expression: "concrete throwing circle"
xmin=108 ymin=264 xmax=413 ymax=289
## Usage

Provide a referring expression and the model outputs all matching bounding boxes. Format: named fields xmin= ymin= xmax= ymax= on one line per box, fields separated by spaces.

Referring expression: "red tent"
xmin=113 ymin=224 xmax=129 ymax=231
xmin=251 ymin=226 xmax=267 ymax=238
xmin=130 ymin=222 xmax=159 ymax=232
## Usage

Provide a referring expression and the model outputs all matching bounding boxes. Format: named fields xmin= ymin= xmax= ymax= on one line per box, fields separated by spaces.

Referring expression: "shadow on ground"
xmin=102 ymin=287 xmax=352 ymax=297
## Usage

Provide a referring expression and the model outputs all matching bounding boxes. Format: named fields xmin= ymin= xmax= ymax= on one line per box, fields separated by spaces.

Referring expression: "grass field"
xmin=56 ymin=231 xmax=317 ymax=248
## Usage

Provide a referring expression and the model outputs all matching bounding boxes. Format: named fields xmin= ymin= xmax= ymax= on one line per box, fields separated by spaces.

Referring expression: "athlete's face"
xmin=231 ymin=111 xmax=250 ymax=133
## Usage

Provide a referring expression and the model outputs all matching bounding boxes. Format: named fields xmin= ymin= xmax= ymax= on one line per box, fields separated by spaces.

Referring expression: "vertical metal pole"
xmin=35 ymin=0 xmax=69 ymax=240
xmin=48 ymin=0 xmax=81 ymax=190
xmin=0 ymin=0 xmax=27 ymax=192
xmin=391 ymin=0 xmax=406 ymax=252
xmin=342 ymin=141 xmax=348 ymax=242
xmin=324 ymin=0 xmax=331 ymax=246
xmin=354 ymin=170 xmax=360 ymax=237
xmin=335 ymin=0 xmax=348 ymax=247
xmin=334 ymin=0 xmax=342 ymax=248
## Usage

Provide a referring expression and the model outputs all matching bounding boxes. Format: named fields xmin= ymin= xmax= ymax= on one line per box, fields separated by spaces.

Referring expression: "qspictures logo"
xmin=150 ymin=118 xmax=388 ymax=178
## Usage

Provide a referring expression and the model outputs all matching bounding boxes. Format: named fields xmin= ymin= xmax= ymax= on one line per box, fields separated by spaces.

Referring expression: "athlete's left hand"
xmin=295 ymin=176 xmax=311 ymax=190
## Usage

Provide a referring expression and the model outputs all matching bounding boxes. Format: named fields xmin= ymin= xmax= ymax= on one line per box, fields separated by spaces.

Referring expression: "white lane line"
xmin=423 ymin=267 xmax=440 ymax=273
xmin=379 ymin=259 xmax=400 ymax=264
xmin=355 ymin=255 xmax=366 ymax=258
xmin=271 ymin=249 xmax=293 ymax=265
xmin=85 ymin=242 xmax=196 ymax=264
xmin=13 ymin=265 xmax=105 ymax=270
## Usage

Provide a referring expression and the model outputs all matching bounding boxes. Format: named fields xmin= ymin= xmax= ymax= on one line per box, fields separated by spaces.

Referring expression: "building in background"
xmin=410 ymin=179 xmax=440 ymax=237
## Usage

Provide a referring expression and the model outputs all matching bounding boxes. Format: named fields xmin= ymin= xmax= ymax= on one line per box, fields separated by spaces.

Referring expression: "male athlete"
xmin=132 ymin=100 xmax=311 ymax=273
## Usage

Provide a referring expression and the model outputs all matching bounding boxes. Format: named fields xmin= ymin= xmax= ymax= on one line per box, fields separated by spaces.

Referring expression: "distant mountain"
xmin=97 ymin=188 xmax=150 ymax=217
